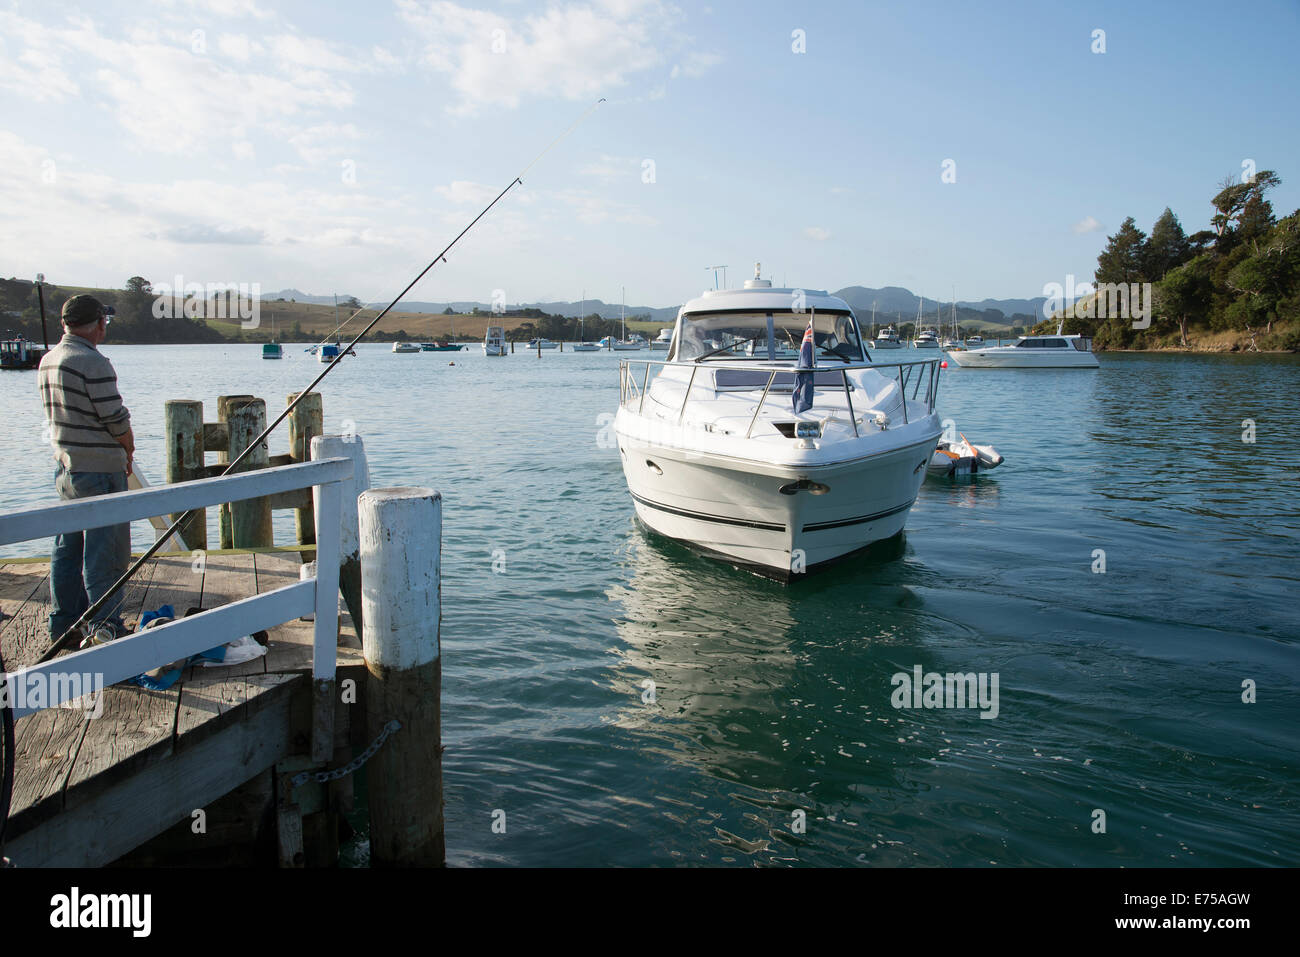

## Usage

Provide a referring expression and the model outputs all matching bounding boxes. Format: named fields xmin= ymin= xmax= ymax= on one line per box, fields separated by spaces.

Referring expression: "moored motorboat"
xmin=392 ymin=341 xmax=421 ymax=353
xmin=613 ymin=264 xmax=942 ymax=580
xmin=946 ymin=327 xmax=1098 ymax=368
xmin=483 ymin=325 xmax=508 ymax=356
xmin=871 ymin=326 xmax=904 ymax=349
xmin=0 ymin=335 xmax=47 ymax=370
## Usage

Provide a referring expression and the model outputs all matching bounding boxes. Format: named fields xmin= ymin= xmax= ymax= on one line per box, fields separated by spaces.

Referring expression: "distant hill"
xmin=832 ymin=286 xmax=1042 ymax=330
xmin=263 ymin=286 xmax=1052 ymax=329
xmin=261 ymin=290 xmax=680 ymax=324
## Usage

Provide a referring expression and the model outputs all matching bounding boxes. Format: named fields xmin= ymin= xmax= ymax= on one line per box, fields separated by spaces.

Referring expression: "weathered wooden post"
xmin=311 ymin=434 xmax=369 ymax=637
xmin=227 ymin=398 xmax=274 ymax=548
xmin=216 ymin=394 xmax=255 ymax=548
xmin=358 ymin=487 xmax=444 ymax=866
xmin=163 ymin=399 xmax=206 ymax=549
xmin=288 ymin=391 xmax=324 ymax=553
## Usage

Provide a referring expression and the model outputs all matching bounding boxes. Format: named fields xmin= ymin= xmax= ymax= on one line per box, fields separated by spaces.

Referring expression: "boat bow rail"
xmin=0 ymin=458 xmax=352 ymax=734
xmin=619 ymin=356 xmax=942 ymax=438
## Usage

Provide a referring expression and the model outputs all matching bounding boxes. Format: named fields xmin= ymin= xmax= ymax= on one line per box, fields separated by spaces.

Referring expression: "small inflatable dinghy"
xmin=928 ymin=433 xmax=1004 ymax=477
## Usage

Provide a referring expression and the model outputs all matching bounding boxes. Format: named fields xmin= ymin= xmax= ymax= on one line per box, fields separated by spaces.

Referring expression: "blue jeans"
xmin=50 ymin=466 xmax=130 ymax=640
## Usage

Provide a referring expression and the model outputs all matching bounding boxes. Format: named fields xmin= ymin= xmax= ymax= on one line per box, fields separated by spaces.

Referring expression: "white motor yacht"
xmin=964 ymin=334 xmax=985 ymax=349
xmin=650 ymin=328 xmax=673 ymax=351
xmin=913 ymin=329 xmax=941 ymax=349
xmin=871 ymin=326 xmax=904 ymax=349
xmin=613 ymin=264 xmax=943 ymax=580
xmin=525 ymin=338 xmax=559 ymax=350
xmin=947 ymin=328 xmax=1099 ymax=368
xmin=483 ymin=325 xmax=508 ymax=356
xmin=392 ymin=341 xmax=421 ymax=353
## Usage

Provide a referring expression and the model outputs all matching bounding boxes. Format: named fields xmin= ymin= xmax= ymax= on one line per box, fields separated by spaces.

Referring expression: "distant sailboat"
xmin=572 ymin=290 xmax=600 ymax=351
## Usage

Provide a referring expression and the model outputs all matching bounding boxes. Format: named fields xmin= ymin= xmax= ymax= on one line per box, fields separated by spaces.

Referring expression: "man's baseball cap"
xmin=61 ymin=294 xmax=107 ymax=326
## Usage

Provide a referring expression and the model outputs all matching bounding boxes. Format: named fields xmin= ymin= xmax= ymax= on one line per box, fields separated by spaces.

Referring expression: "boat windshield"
xmin=674 ymin=310 xmax=865 ymax=362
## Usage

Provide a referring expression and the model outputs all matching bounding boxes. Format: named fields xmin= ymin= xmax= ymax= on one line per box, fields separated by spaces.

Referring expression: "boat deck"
xmin=0 ymin=550 xmax=366 ymax=866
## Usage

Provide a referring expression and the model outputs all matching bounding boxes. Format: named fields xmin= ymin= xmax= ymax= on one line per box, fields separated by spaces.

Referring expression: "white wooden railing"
xmin=0 ymin=459 xmax=349 ymax=741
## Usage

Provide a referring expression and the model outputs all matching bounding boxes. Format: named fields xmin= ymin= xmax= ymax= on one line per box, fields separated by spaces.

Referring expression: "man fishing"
xmin=38 ymin=295 xmax=135 ymax=646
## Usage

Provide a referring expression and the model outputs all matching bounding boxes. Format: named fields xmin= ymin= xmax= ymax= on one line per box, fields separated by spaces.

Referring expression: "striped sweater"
xmin=38 ymin=333 xmax=132 ymax=473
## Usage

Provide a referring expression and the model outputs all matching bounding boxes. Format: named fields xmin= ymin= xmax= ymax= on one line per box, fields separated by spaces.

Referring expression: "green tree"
xmin=1095 ymin=216 xmax=1149 ymax=285
xmin=1210 ymin=170 xmax=1280 ymax=250
xmin=1144 ymin=208 xmax=1191 ymax=280
xmin=1154 ymin=254 xmax=1213 ymax=346
xmin=1226 ymin=211 xmax=1299 ymax=333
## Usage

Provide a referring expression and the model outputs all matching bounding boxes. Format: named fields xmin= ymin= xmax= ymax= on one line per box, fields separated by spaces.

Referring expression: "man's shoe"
xmin=79 ymin=622 xmax=121 ymax=648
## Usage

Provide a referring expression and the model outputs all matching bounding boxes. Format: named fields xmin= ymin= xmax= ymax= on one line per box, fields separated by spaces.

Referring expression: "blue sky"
xmin=2 ymin=0 xmax=1296 ymax=308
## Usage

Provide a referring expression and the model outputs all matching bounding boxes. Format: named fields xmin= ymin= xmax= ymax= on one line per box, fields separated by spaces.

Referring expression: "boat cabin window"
xmin=1015 ymin=338 xmax=1042 ymax=348
xmin=674 ymin=310 xmax=865 ymax=362
xmin=1071 ymin=338 xmax=1092 ymax=352
xmin=1043 ymin=338 xmax=1067 ymax=348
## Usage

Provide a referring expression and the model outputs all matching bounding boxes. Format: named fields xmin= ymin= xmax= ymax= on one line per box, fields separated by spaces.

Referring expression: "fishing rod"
xmin=37 ymin=98 xmax=606 ymax=664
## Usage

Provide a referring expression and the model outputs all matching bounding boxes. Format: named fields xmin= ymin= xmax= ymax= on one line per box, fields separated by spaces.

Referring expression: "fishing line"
xmin=305 ymin=95 xmax=608 ymax=356
xmin=36 ymin=97 xmax=606 ymax=664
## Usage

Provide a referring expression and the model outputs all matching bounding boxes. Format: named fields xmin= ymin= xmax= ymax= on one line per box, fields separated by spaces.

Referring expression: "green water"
xmin=3 ymin=345 xmax=1297 ymax=865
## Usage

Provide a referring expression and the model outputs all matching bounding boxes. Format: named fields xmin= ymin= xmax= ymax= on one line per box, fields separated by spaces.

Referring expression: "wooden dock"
xmin=0 ymin=549 xmax=366 ymax=867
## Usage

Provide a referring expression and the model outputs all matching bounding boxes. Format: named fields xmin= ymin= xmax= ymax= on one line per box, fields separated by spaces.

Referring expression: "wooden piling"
xmin=358 ymin=487 xmax=444 ymax=867
xmin=216 ymin=395 xmax=255 ymax=548
xmin=288 ymin=392 xmax=324 ymax=554
xmin=163 ymin=399 xmax=206 ymax=549
xmin=311 ymin=434 xmax=369 ymax=639
xmin=226 ymin=398 xmax=274 ymax=548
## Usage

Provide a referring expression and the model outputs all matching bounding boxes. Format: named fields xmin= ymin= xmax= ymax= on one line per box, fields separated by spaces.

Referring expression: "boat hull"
xmin=617 ymin=435 xmax=936 ymax=580
xmin=946 ymin=349 xmax=1098 ymax=368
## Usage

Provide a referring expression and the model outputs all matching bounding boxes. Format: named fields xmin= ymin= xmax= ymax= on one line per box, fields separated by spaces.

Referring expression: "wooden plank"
xmin=1 ymin=549 xmax=162 ymax=838
xmin=175 ymin=673 xmax=297 ymax=744
xmin=3 ymin=677 xmax=297 ymax=867
xmin=254 ymin=549 xmax=304 ymax=595
xmin=4 ymin=706 xmax=91 ymax=839
xmin=62 ymin=554 xmax=205 ymax=799
xmin=0 ymin=564 xmax=50 ymax=668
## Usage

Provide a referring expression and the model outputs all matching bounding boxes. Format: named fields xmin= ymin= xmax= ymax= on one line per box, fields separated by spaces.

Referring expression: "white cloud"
xmin=286 ymin=122 xmax=361 ymax=164
xmin=0 ymin=13 xmax=361 ymax=157
xmin=397 ymin=0 xmax=717 ymax=114
xmin=435 ymin=180 xmax=502 ymax=205
xmin=551 ymin=187 xmax=657 ymax=226
xmin=804 ymin=226 xmax=831 ymax=241
xmin=1072 ymin=215 xmax=1102 ymax=235
xmin=184 ymin=0 xmax=276 ymax=20
xmin=0 ymin=12 xmax=80 ymax=102
xmin=577 ymin=154 xmax=641 ymax=182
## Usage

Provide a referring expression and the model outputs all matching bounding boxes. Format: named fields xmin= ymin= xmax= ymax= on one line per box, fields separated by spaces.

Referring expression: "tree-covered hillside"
xmin=1042 ymin=170 xmax=1299 ymax=351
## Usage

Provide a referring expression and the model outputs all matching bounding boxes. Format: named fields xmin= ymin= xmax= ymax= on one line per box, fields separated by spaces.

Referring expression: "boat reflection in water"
xmin=602 ymin=520 xmax=993 ymax=864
